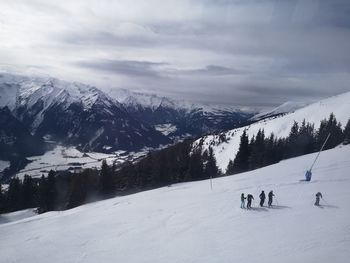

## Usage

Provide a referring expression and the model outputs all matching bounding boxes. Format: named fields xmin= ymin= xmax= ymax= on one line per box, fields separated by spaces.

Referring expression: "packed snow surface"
xmin=0 ymin=209 xmax=37 ymax=225
xmin=194 ymin=91 xmax=350 ymax=171
xmin=1 ymin=145 xmax=350 ymax=263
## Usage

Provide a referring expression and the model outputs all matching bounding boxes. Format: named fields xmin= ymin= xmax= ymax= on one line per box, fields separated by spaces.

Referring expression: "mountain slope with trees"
xmin=194 ymin=91 xmax=350 ymax=172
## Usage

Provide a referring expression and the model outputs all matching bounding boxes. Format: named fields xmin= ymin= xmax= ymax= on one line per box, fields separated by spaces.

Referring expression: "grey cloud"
xmin=75 ymin=59 xmax=167 ymax=78
xmin=168 ymin=65 xmax=246 ymax=76
xmin=76 ymin=59 xmax=246 ymax=78
xmin=1 ymin=0 xmax=350 ymax=108
xmin=62 ymin=30 xmax=158 ymax=48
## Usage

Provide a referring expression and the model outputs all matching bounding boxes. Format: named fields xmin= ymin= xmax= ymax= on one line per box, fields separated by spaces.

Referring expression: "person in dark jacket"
xmin=268 ymin=191 xmax=274 ymax=207
xmin=259 ymin=191 xmax=266 ymax=207
xmin=240 ymin=193 xmax=246 ymax=209
xmin=247 ymin=194 xmax=254 ymax=209
xmin=315 ymin=192 xmax=323 ymax=206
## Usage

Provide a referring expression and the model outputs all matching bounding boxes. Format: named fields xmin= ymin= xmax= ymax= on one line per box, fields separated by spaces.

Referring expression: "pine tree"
xmin=317 ymin=113 xmax=343 ymax=150
xmin=22 ymin=175 xmax=37 ymax=209
xmin=187 ymin=149 xmax=204 ymax=181
xmin=38 ymin=171 xmax=57 ymax=213
xmin=67 ymin=171 xmax=93 ymax=209
xmin=99 ymin=160 xmax=114 ymax=196
xmin=287 ymin=121 xmax=300 ymax=158
xmin=230 ymin=129 xmax=250 ymax=174
xmin=204 ymin=147 xmax=219 ymax=178
xmin=344 ymin=119 xmax=350 ymax=144
xmin=248 ymin=129 xmax=265 ymax=169
xmin=46 ymin=170 xmax=57 ymax=211
xmin=263 ymin=133 xmax=276 ymax=166
xmin=0 ymin=184 xmax=5 ymax=213
xmin=6 ymin=177 xmax=22 ymax=212
xmin=226 ymin=159 xmax=235 ymax=175
xmin=298 ymin=120 xmax=316 ymax=155
xmin=38 ymin=175 xmax=47 ymax=213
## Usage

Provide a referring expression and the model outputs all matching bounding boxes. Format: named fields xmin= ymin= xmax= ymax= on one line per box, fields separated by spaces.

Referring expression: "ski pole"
xmin=275 ymin=196 xmax=279 ymax=206
xmin=322 ymin=197 xmax=329 ymax=205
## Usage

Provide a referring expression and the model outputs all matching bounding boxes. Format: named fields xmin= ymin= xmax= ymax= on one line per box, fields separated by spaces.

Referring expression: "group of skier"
xmin=240 ymin=190 xmax=324 ymax=209
xmin=240 ymin=190 xmax=274 ymax=209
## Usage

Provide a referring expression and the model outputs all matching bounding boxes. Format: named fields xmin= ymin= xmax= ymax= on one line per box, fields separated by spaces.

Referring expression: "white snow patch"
xmin=154 ymin=124 xmax=178 ymax=136
xmin=0 ymin=160 xmax=10 ymax=172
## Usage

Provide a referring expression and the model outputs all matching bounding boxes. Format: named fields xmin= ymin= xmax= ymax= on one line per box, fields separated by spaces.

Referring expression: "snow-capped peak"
xmin=0 ymin=73 xmax=119 ymax=111
xmin=250 ymin=101 xmax=311 ymax=121
xmin=108 ymin=87 xmax=250 ymax=114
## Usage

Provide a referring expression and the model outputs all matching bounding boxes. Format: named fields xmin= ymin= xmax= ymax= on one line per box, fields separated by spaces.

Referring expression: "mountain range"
xmin=108 ymin=88 xmax=253 ymax=139
xmin=0 ymin=73 xmax=253 ymax=176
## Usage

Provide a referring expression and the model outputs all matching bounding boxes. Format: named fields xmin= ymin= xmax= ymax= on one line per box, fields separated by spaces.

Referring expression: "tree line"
xmin=227 ymin=114 xmax=350 ymax=174
xmin=1 ymin=113 xmax=349 ymax=214
xmin=0 ymin=139 xmax=219 ymax=214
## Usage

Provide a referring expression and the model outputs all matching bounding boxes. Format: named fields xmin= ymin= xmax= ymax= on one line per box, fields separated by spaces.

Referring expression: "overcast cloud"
xmin=1 ymin=0 xmax=350 ymax=108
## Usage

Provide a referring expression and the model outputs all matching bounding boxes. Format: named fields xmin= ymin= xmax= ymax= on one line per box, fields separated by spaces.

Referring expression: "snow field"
xmin=1 ymin=145 xmax=350 ymax=263
xmin=16 ymin=145 xmax=147 ymax=178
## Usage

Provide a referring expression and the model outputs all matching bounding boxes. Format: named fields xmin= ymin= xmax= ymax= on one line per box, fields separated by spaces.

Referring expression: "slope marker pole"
xmin=305 ymin=133 xmax=331 ymax=181
xmin=309 ymin=133 xmax=331 ymax=172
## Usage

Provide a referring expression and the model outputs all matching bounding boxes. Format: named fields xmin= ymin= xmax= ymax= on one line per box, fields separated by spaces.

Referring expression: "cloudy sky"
xmin=1 ymin=0 xmax=350 ymax=108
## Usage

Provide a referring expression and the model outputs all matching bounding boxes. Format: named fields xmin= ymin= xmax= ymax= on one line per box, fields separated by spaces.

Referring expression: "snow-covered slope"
xmin=1 ymin=145 xmax=350 ymax=263
xmin=250 ymin=101 xmax=310 ymax=121
xmin=0 ymin=209 xmax=37 ymax=225
xmin=194 ymin=91 xmax=350 ymax=171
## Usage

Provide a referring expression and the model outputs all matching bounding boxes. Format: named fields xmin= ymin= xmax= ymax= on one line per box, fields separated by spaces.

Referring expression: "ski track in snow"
xmin=1 ymin=145 xmax=350 ymax=262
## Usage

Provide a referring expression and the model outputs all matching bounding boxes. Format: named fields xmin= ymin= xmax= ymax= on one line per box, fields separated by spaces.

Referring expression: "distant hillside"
xmin=193 ymin=91 xmax=350 ymax=171
xmin=109 ymin=88 xmax=254 ymax=139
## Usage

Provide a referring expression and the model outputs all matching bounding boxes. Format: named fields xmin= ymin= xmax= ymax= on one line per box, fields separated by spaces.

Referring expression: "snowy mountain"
xmin=250 ymin=101 xmax=311 ymax=122
xmin=193 ymin=91 xmax=350 ymax=172
xmin=0 ymin=106 xmax=46 ymax=158
xmin=0 ymin=73 xmax=171 ymax=153
xmin=1 ymin=144 xmax=350 ymax=262
xmin=109 ymin=88 xmax=253 ymax=139
xmin=0 ymin=107 xmax=47 ymax=181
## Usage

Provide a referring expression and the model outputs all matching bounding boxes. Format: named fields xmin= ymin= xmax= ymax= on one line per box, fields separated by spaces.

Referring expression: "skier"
xmin=240 ymin=193 xmax=246 ymax=209
xmin=268 ymin=190 xmax=274 ymax=207
xmin=314 ymin=192 xmax=323 ymax=206
xmin=247 ymin=194 xmax=254 ymax=209
xmin=259 ymin=190 xmax=266 ymax=207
